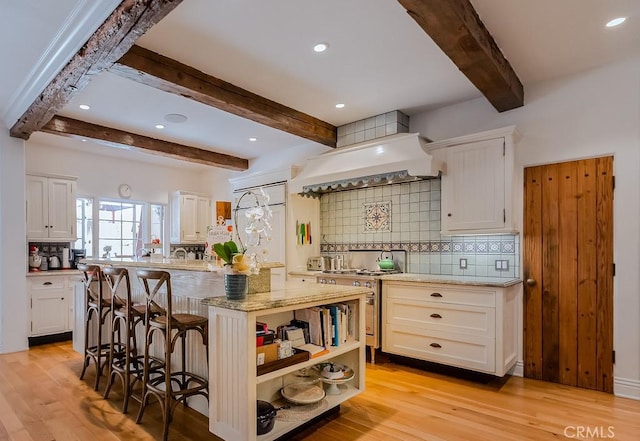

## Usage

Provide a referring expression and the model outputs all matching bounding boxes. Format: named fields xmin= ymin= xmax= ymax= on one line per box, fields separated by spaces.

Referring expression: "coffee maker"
xmin=71 ymin=249 xmax=86 ymax=269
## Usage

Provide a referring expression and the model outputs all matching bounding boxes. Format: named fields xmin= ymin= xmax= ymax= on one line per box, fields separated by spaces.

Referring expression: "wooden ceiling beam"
xmin=110 ymin=45 xmax=337 ymax=147
xmin=398 ymin=0 xmax=524 ymax=112
xmin=41 ymin=116 xmax=248 ymax=171
xmin=10 ymin=0 xmax=184 ymax=140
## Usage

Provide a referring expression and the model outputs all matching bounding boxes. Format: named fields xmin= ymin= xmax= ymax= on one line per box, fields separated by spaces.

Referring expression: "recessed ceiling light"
xmin=249 ymin=137 xmax=257 ymax=142
xmin=606 ymin=17 xmax=626 ymax=27
xmin=155 ymin=124 xmax=165 ymax=129
xmin=335 ymin=103 xmax=345 ymax=109
xmin=164 ymin=113 xmax=188 ymax=123
xmin=79 ymin=104 xmax=90 ymax=110
xmin=313 ymin=43 xmax=329 ymax=53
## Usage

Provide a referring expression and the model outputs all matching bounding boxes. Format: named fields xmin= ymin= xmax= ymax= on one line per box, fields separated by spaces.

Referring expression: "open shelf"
xmin=256 ymin=340 xmax=360 ymax=384
xmin=257 ymin=384 xmax=361 ymax=441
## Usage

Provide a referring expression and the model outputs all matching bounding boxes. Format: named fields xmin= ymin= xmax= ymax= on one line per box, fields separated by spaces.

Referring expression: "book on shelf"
xmin=285 ymin=328 xmax=306 ymax=348
xmin=294 ymin=343 xmax=329 ymax=358
xmin=256 ymin=329 xmax=276 ymax=346
xmin=293 ymin=307 xmax=323 ymax=346
xmin=293 ymin=303 xmax=356 ymax=349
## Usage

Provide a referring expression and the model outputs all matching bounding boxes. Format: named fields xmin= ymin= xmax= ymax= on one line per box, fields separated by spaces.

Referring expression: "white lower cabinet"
xmin=382 ymin=281 xmax=518 ymax=376
xmin=208 ymin=292 xmax=366 ymax=441
xmin=29 ymin=275 xmax=76 ymax=337
xmin=286 ymin=274 xmax=318 ymax=285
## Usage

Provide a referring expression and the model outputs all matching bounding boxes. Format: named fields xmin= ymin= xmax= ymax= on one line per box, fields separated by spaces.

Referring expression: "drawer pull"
xmin=430 ymin=293 xmax=442 ymax=298
xmin=429 ymin=343 xmax=442 ymax=348
xmin=43 ymin=282 xmax=53 ymax=286
xmin=430 ymin=313 xmax=442 ymax=319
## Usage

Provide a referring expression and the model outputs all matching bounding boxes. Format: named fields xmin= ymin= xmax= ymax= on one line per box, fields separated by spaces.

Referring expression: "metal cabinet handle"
xmin=430 ymin=293 xmax=442 ymax=298
xmin=429 ymin=343 xmax=442 ymax=348
xmin=61 ymin=297 xmax=64 ymax=300
xmin=447 ymin=213 xmax=452 ymax=217
xmin=43 ymin=282 xmax=52 ymax=286
xmin=430 ymin=313 xmax=442 ymax=319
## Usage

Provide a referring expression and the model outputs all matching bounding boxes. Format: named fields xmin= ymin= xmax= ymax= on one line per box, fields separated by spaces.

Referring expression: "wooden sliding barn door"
xmin=523 ymin=157 xmax=613 ymax=393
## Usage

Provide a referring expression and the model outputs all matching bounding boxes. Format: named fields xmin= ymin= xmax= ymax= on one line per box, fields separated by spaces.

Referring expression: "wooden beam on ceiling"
xmin=397 ymin=0 xmax=524 ymax=112
xmin=110 ymin=45 xmax=337 ymax=148
xmin=40 ymin=116 xmax=249 ymax=171
xmin=10 ymin=0 xmax=184 ymax=140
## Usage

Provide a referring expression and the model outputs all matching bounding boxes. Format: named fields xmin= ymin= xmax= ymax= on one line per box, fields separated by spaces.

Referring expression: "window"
xmin=98 ymin=200 xmax=144 ymax=258
xmin=76 ymin=197 xmax=166 ymax=258
xmin=74 ymin=197 xmax=93 ymax=257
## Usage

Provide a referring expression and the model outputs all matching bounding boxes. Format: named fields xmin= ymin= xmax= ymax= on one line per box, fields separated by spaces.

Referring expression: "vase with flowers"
xmin=213 ymin=240 xmax=254 ymax=300
xmin=213 ymin=188 xmax=272 ymax=299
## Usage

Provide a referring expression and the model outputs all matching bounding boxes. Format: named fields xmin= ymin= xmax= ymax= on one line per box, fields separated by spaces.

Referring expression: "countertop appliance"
xmin=48 ymin=255 xmax=61 ymax=269
xmin=316 ymin=250 xmax=406 ymax=364
xmin=307 ymin=256 xmax=329 ymax=271
xmin=71 ymin=249 xmax=86 ymax=269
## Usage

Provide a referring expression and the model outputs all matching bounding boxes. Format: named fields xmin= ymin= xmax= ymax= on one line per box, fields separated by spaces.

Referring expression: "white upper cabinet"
xmin=428 ymin=126 xmax=519 ymax=235
xmin=26 ymin=174 xmax=77 ymax=240
xmin=170 ymin=191 xmax=211 ymax=243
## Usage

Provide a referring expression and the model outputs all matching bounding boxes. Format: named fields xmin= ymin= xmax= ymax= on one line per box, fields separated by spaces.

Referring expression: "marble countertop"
xmin=202 ymin=283 xmax=370 ymax=312
xmin=81 ymin=257 xmax=284 ymax=273
xmin=379 ymin=273 xmax=522 ymax=288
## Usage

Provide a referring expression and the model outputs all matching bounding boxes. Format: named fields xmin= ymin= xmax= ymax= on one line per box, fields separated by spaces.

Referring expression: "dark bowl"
xmin=257 ymin=400 xmax=277 ymax=435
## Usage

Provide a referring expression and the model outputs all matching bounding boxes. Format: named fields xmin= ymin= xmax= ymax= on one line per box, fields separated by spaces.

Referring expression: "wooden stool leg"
xmin=103 ymin=315 xmax=118 ymax=400
xmin=79 ymin=307 xmax=94 ymax=380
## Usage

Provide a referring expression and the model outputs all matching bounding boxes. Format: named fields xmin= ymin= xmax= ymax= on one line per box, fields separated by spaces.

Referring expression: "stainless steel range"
xmin=316 ymin=250 xmax=405 ymax=363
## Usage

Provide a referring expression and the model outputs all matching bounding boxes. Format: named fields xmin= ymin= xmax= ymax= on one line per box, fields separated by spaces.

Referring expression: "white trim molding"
xmin=1 ymin=0 xmax=120 ymax=128
xmin=614 ymin=376 xmax=640 ymax=400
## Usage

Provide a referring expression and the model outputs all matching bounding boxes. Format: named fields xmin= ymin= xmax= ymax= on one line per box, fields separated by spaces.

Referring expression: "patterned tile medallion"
xmin=363 ymin=201 xmax=392 ymax=232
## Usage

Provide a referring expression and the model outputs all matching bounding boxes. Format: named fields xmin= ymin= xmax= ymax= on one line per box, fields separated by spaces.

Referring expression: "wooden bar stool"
xmin=135 ymin=269 xmax=209 ymax=441
xmin=102 ymin=266 xmax=162 ymax=413
xmin=78 ymin=263 xmax=111 ymax=391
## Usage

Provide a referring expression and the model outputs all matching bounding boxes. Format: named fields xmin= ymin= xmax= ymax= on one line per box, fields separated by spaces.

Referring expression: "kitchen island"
xmin=75 ymin=257 xmax=284 ymax=416
xmin=203 ymin=284 xmax=369 ymax=441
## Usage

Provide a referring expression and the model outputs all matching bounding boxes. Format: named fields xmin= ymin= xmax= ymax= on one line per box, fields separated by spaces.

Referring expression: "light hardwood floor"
xmin=0 ymin=343 xmax=638 ymax=440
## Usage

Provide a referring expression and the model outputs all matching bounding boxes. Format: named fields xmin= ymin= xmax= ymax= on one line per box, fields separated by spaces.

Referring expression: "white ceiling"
xmin=2 ymin=0 xmax=639 ymax=170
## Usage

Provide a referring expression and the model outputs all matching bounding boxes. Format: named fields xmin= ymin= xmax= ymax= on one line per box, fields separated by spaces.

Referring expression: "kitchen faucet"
xmin=173 ymin=248 xmax=187 ymax=259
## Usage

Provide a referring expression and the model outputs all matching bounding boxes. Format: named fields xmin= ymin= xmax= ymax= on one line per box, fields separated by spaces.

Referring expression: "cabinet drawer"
xmin=386 ymin=282 xmax=495 ymax=307
xmin=386 ymin=300 xmax=495 ymax=337
xmin=30 ymin=278 xmax=65 ymax=290
xmin=384 ymin=325 xmax=495 ymax=373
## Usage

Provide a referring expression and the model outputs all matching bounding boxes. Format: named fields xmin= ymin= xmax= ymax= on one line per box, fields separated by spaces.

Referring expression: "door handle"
xmin=526 ymin=278 xmax=536 ymax=287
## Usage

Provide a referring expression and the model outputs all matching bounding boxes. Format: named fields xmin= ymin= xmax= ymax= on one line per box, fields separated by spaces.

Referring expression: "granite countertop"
xmin=379 ymin=273 xmax=522 ymax=288
xmin=202 ymin=283 xmax=370 ymax=312
xmin=288 ymin=270 xmax=323 ymax=277
xmin=81 ymin=257 xmax=284 ymax=273
xmin=26 ymin=269 xmax=82 ymax=277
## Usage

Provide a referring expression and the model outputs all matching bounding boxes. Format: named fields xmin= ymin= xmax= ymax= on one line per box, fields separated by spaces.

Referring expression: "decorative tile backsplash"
xmin=363 ymin=201 xmax=391 ymax=232
xmin=319 ymin=179 xmax=519 ymax=278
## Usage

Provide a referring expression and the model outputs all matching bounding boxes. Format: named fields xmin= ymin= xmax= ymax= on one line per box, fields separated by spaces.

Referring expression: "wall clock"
xmin=118 ymin=183 xmax=132 ymax=199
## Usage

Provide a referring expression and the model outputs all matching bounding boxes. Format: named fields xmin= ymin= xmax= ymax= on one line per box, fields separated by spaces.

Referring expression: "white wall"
xmin=410 ymin=55 xmax=640 ymax=398
xmin=0 ymin=126 xmax=28 ymax=353
xmin=25 ymin=140 xmax=212 ymax=204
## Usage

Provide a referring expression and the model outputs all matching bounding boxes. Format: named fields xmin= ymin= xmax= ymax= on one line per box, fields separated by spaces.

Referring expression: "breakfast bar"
xmin=79 ymin=258 xmax=369 ymax=440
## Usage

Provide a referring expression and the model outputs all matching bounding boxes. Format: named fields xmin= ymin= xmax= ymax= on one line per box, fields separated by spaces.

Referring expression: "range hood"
xmin=289 ymin=132 xmax=443 ymax=197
